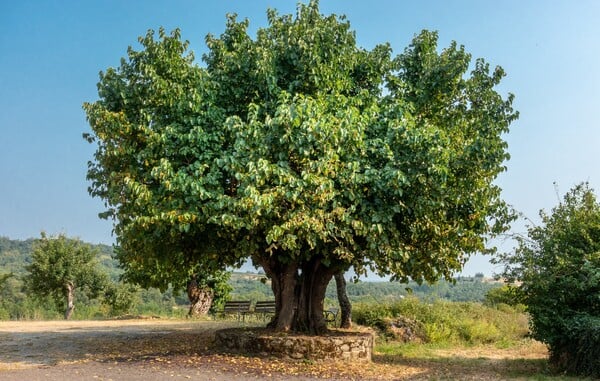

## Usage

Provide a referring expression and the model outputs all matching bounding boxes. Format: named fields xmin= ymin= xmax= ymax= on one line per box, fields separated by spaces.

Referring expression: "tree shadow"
xmin=0 ymin=321 xmax=226 ymax=368
xmin=2 ymin=322 xmax=591 ymax=380
xmin=372 ymin=352 xmax=587 ymax=380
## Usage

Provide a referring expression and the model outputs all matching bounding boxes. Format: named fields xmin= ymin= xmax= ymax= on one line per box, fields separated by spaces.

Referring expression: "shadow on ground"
xmin=1 ymin=320 xmax=579 ymax=380
xmin=372 ymin=352 xmax=556 ymax=380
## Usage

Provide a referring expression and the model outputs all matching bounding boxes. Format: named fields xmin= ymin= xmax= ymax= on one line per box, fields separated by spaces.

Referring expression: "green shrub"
xmin=352 ymin=302 xmax=395 ymax=327
xmin=458 ymin=319 xmax=501 ymax=343
xmin=103 ymin=282 xmax=140 ymax=317
xmin=423 ymin=321 xmax=455 ymax=343
xmin=550 ymin=315 xmax=600 ymax=377
xmin=0 ymin=307 xmax=9 ymax=320
xmin=494 ymin=183 xmax=600 ymax=377
xmin=484 ymin=285 xmax=523 ymax=308
xmin=352 ymin=297 xmax=528 ymax=345
xmin=71 ymin=304 xmax=104 ymax=320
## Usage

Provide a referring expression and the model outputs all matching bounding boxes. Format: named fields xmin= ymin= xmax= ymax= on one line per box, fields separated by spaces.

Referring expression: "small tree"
xmin=24 ymin=233 xmax=109 ymax=319
xmin=494 ymin=183 xmax=600 ymax=377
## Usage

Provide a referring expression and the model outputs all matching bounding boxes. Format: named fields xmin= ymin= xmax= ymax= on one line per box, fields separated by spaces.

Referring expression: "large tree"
xmin=24 ymin=233 xmax=108 ymax=319
xmin=84 ymin=1 xmax=517 ymax=334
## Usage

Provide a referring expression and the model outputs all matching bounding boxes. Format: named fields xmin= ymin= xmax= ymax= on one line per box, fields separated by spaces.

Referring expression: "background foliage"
xmin=352 ymin=297 xmax=528 ymax=346
xmin=1 ymin=236 xmax=503 ymax=320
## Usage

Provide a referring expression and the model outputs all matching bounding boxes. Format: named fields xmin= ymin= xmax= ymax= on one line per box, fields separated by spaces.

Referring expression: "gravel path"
xmin=0 ymin=320 xmax=351 ymax=380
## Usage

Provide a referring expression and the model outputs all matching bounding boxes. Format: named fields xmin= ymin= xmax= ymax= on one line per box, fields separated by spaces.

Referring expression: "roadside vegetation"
xmin=1 ymin=235 xmax=503 ymax=321
xmin=353 ymin=297 xmax=528 ymax=346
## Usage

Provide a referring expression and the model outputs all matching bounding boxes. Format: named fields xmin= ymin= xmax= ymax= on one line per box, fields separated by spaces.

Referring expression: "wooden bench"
xmin=324 ymin=307 xmax=339 ymax=326
xmin=219 ymin=300 xmax=252 ymax=321
xmin=253 ymin=300 xmax=276 ymax=320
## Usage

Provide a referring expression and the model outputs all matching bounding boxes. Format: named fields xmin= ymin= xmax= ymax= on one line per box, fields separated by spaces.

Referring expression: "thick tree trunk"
xmin=257 ymin=255 xmax=334 ymax=335
xmin=187 ymin=276 xmax=214 ymax=316
xmin=259 ymin=257 xmax=298 ymax=331
xmin=294 ymin=259 xmax=335 ymax=334
xmin=64 ymin=281 xmax=75 ymax=320
xmin=335 ymin=272 xmax=352 ymax=328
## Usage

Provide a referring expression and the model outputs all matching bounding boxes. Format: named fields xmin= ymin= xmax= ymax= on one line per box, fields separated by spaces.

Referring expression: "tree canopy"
xmin=84 ymin=1 xmax=517 ymax=333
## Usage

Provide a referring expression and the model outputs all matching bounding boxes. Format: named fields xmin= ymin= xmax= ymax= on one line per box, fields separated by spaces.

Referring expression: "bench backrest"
xmin=223 ymin=300 xmax=252 ymax=312
xmin=254 ymin=300 xmax=276 ymax=313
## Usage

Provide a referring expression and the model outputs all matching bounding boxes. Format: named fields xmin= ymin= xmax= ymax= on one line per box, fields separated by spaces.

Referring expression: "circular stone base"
xmin=215 ymin=327 xmax=373 ymax=362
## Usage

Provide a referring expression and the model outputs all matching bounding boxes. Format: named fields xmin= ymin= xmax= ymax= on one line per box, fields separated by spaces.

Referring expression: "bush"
xmin=484 ymin=285 xmax=524 ymax=310
xmin=353 ymin=302 xmax=395 ymax=327
xmin=549 ymin=315 xmax=600 ymax=377
xmin=352 ymin=297 xmax=527 ymax=345
xmin=494 ymin=183 xmax=600 ymax=377
xmin=457 ymin=319 xmax=501 ymax=343
xmin=103 ymin=283 xmax=140 ymax=317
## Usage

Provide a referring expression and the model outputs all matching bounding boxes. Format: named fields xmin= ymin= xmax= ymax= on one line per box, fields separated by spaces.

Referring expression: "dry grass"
xmin=373 ymin=340 xmax=553 ymax=380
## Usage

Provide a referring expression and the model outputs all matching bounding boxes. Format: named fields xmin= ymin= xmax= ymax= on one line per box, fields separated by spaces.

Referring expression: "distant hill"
xmin=0 ymin=236 xmax=121 ymax=280
xmin=0 ymin=237 xmax=36 ymax=275
xmin=228 ymin=271 xmax=502 ymax=303
xmin=2 ymin=236 xmax=501 ymax=304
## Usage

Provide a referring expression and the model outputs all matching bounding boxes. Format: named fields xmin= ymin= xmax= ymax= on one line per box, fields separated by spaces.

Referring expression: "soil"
xmin=0 ymin=319 xmax=549 ymax=380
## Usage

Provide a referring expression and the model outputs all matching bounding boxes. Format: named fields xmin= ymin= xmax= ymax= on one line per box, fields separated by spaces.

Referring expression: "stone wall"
xmin=215 ymin=328 xmax=373 ymax=362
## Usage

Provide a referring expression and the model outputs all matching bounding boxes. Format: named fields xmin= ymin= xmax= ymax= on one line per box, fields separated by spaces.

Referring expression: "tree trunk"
xmin=259 ymin=257 xmax=298 ymax=331
xmin=64 ymin=281 xmax=75 ymax=320
xmin=335 ymin=272 xmax=352 ymax=328
xmin=187 ymin=276 xmax=214 ymax=316
xmin=257 ymin=255 xmax=334 ymax=335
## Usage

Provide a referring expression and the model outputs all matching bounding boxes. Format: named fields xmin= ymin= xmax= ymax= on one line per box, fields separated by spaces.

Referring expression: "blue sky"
xmin=1 ymin=1 xmax=599 ymax=276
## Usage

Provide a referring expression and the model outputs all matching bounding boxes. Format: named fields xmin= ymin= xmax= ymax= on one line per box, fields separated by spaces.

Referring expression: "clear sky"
xmin=1 ymin=1 xmax=599 ymax=276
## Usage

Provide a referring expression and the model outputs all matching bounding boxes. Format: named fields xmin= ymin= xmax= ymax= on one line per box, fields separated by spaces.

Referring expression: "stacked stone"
xmin=215 ymin=328 xmax=373 ymax=362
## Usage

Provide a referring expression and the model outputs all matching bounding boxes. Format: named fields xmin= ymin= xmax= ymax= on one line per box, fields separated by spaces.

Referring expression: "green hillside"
xmin=1 ymin=236 xmax=502 ymax=320
xmin=0 ymin=236 xmax=119 ymax=278
xmin=228 ymin=272 xmax=501 ymax=304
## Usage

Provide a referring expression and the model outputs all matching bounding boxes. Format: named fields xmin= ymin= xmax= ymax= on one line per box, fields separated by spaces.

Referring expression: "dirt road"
xmin=0 ymin=319 xmax=319 ymax=380
xmin=0 ymin=319 xmax=549 ymax=380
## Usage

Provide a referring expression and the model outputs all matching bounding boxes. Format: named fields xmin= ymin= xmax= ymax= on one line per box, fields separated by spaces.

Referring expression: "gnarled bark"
xmin=258 ymin=256 xmax=298 ymax=331
xmin=294 ymin=259 xmax=335 ymax=334
xmin=187 ymin=276 xmax=214 ymax=316
xmin=257 ymin=255 xmax=335 ymax=335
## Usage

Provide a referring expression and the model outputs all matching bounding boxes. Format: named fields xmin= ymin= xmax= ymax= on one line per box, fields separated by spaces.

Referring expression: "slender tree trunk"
xmin=64 ymin=281 xmax=75 ymax=320
xmin=335 ymin=272 xmax=352 ymax=328
xmin=187 ymin=276 xmax=214 ymax=316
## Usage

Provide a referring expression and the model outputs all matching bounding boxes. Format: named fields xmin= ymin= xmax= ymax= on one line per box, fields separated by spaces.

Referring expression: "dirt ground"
xmin=0 ymin=319 xmax=549 ymax=380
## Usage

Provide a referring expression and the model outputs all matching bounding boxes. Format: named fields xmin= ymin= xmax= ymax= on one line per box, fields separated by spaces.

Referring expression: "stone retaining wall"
xmin=215 ymin=328 xmax=373 ymax=362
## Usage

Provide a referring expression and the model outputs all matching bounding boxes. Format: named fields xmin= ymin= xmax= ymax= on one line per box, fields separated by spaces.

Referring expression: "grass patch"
xmin=373 ymin=339 xmax=591 ymax=380
xmin=351 ymin=299 xmax=595 ymax=379
xmin=353 ymin=297 xmax=529 ymax=346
